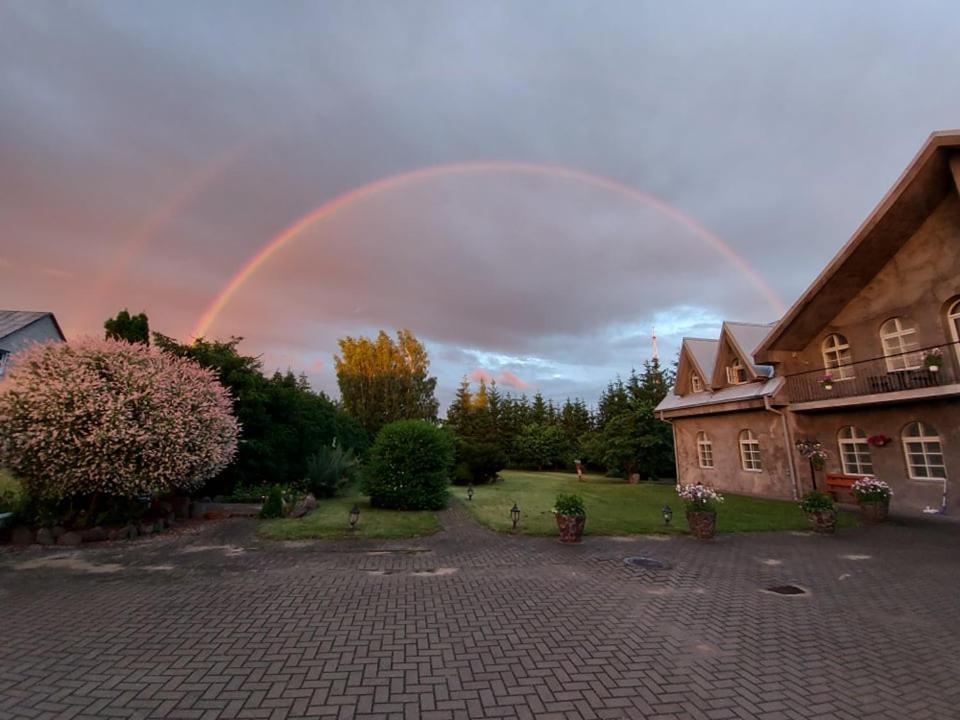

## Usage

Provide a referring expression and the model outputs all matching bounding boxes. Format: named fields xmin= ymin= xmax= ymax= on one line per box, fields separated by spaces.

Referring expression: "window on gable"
xmin=880 ymin=317 xmax=921 ymax=371
xmin=691 ymin=375 xmax=703 ymax=393
xmin=726 ymin=358 xmax=748 ymax=385
xmin=838 ymin=426 xmax=873 ymax=476
xmin=902 ymin=421 xmax=947 ymax=480
xmin=0 ymin=350 xmax=8 ymax=377
xmin=696 ymin=431 xmax=714 ymax=468
xmin=739 ymin=429 xmax=762 ymax=471
xmin=821 ymin=334 xmax=854 ymax=380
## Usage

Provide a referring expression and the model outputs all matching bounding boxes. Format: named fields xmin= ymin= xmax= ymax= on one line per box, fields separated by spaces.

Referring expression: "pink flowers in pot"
xmin=850 ymin=477 xmax=892 ymax=503
xmin=676 ymin=483 xmax=724 ymax=512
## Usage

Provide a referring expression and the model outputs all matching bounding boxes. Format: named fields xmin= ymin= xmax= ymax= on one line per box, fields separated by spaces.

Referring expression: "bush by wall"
xmin=361 ymin=420 xmax=453 ymax=510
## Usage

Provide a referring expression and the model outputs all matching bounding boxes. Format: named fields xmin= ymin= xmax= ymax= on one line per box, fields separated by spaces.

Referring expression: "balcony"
xmin=784 ymin=341 xmax=960 ymax=408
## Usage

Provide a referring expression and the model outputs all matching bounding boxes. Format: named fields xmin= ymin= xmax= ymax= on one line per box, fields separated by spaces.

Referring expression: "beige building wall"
xmin=778 ymin=193 xmax=960 ymax=377
xmin=673 ymin=409 xmax=795 ymax=500
xmin=790 ymin=400 xmax=959 ymax=514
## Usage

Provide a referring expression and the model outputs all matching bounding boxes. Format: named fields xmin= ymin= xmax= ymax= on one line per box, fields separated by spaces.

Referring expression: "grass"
xmin=453 ymin=470 xmax=857 ymax=535
xmin=258 ymin=489 xmax=442 ymax=541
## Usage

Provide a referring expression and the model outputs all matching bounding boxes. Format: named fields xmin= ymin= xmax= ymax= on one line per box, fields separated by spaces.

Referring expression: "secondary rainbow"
xmin=191 ymin=161 xmax=784 ymax=339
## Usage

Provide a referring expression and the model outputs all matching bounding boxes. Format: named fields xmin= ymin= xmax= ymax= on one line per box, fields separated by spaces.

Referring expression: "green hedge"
xmin=361 ymin=420 xmax=453 ymax=510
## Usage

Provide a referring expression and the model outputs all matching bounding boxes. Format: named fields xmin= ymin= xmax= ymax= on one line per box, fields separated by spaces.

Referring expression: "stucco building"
xmin=0 ymin=310 xmax=66 ymax=377
xmin=657 ymin=130 xmax=960 ymax=516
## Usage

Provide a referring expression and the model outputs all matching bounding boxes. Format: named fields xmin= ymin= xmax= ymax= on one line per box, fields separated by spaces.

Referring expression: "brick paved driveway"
xmin=2 ymin=504 xmax=958 ymax=720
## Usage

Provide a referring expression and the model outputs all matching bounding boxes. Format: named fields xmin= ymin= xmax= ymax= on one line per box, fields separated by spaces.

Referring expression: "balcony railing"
xmin=784 ymin=341 xmax=960 ymax=404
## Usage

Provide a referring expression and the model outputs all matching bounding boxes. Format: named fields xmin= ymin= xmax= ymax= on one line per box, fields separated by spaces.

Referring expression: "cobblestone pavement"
xmin=2 ymin=504 xmax=959 ymax=720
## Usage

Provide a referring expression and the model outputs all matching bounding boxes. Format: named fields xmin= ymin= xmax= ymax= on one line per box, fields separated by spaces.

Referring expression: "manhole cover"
xmin=623 ymin=556 xmax=671 ymax=570
xmin=765 ymin=584 xmax=807 ymax=595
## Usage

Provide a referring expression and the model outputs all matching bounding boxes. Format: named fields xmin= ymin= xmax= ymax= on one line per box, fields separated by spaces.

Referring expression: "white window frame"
xmin=726 ymin=358 xmax=748 ymax=385
xmin=902 ymin=421 xmax=947 ymax=481
xmin=821 ymin=333 xmax=854 ymax=381
xmin=739 ymin=429 xmax=763 ymax=472
xmin=691 ymin=374 xmax=703 ymax=393
xmin=880 ymin=317 xmax=921 ymax=371
xmin=837 ymin=426 xmax=873 ymax=476
xmin=0 ymin=350 xmax=7 ymax=377
xmin=696 ymin=431 xmax=714 ymax=469
xmin=948 ymin=298 xmax=960 ymax=366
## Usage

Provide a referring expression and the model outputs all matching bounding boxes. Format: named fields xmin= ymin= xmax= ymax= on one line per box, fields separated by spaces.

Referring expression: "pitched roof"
xmin=723 ymin=321 xmax=776 ymax=377
xmin=755 ymin=130 xmax=960 ymax=360
xmin=0 ymin=310 xmax=64 ymax=342
xmin=657 ymin=376 xmax=783 ymax=414
xmin=684 ymin=338 xmax=718 ymax=381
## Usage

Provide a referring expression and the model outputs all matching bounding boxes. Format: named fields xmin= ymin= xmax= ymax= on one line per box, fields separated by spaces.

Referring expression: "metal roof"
xmin=684 ymin=338 xmax=718 ymax=379
xmin=657 ymin=376 xmax=784 ymax=413
xmin=723 ymin=321 xmax=776 ymax=377
xmin=0 ymin=310 xmax=60 ymax=341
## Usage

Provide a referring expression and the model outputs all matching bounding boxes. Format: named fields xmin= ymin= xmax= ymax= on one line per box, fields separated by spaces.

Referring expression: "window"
xmin=880 ymin=317 xmax=921 ymax=371
xmin=696 ymin=432 xmax=714 ymax=468
xmin=739 ymin=429 xmax=762 ymax=471
xmin=0 ymin=350 xmax=7 ymax=377
xmin=948 ymin=298 xmax=960 ymax=364
xmin=902 ymin=422 xmax=947 ymax=480
xmin=691 ymin=375 xmax=703 ymax=393
xmin=838 ymin=426 xmax=873 ymax=476
xmin=821 ymin=333 xmax=854 ymax=380
xmin=726 ymin=358 xmax=748 ymax=385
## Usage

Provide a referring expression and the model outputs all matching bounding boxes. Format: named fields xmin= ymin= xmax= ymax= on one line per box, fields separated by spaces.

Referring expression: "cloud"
xmin=469 ymin=367 xmax=531 ymax=391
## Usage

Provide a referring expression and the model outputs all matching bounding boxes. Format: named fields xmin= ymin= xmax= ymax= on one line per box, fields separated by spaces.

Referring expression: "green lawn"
xmin=453 ymin=470 xmax=857 ymax=535
xmin=258 ymin=490 xmax=442 ymax=541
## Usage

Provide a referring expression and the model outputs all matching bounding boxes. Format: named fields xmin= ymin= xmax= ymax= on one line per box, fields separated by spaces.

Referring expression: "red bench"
xmin=825 ymin=473 xmax=860 ymax=504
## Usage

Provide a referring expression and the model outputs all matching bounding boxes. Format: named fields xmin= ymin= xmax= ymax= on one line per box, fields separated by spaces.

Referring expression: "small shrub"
xmin=451 ymin=439 xmax=507 ymax=485
xmin=553 ymin=493 xmax=586 ymax=516
xmin=304 ymin=445 xmax=358 ymax=498
xmin=800 ymin=491 xmax=835 ymax=513
xmin=260 ymin=485 xmax=285 ymax=519
xmin=361 ymin=420 xmax=453 ymax=510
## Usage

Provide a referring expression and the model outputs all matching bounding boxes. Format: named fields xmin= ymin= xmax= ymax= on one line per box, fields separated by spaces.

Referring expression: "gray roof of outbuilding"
xmin=0 ymin=310 xmax=61 ymax=341
xmin=656 ymin=376 xmax=784 ymax=413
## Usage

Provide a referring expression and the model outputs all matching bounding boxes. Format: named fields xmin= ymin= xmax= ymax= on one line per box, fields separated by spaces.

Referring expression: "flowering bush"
xmin=676 ymin=483 xmax=723 ymax=512
xmin=0 ymin=338 xmax=239 ymax=501
xmin=851 ymin=477 xmax=892 ymax=503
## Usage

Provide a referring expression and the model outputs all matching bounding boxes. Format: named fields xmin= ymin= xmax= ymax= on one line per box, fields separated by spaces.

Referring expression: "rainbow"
xmin=191 ymin=161 xmax=784 ymax=339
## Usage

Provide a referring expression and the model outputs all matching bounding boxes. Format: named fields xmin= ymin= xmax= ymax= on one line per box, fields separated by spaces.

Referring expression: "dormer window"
xmin=726 ymin=358 xmax=748 ymax=385
xmin=691 ymin=375 xmax=703 ymax=393
xmin=0 ymin=350 xmax=8 ymax=377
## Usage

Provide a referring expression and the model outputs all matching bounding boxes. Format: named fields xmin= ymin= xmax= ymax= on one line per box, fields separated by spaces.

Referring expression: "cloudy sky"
xmin=3 ymin=1 xmax=960 ymax=408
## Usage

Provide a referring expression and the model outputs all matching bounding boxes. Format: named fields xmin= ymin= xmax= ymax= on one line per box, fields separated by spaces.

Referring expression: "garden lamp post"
xmin=510 ymin=503 xmax=520 ymax=530
xmin=662 ymin=504 xmax=673 ymax=525
xmin=349 ymin=503 xmax=360 ymax=530
xmin=467 ymin=484 xmax=474 ymax=502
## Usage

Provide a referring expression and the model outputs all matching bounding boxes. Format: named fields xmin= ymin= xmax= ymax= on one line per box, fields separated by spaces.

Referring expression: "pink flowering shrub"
xmin=0 ymin=338 xmax=239 ymax=500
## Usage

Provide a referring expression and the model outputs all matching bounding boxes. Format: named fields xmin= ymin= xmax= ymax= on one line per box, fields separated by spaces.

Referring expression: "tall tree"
xmin=104 ymin=309 xmax=149 ymax=344
xmin=335 ymin=329 xmax=439 ymax=437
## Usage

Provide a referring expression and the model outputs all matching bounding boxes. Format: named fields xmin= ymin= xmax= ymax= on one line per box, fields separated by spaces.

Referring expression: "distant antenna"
xmin=651 ymin=327 xmax=659 ymax=361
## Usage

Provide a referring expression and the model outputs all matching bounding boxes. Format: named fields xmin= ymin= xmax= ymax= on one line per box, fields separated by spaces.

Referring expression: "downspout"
xmin=658 ymin=411 xmax=680 ymax=487
xmin=765 ymin=395 xmax=800 ymax=500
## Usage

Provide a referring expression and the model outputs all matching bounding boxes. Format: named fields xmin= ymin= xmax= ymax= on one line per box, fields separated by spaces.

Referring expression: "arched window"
xmin=902 ymin=422 xmax=947 ymax=480
xmin=880 ymin=317 xmax=921 ymax=371
xmin=821 ymin=334 xmax=854 ymax=380
xmin=948 ymin=298 xmax=960 ymax=363
xmin=739 ymin=429 xmax=762 ymax=471
xmin=691 ymin=374 xmax=703 ymax=393
xmin=837 ymin=426 xmax=873 ymax=476
xmin=696 ymin=431 xmax=714 ymax=468
xmin=726 ymin=358 xmax=748 ymax=385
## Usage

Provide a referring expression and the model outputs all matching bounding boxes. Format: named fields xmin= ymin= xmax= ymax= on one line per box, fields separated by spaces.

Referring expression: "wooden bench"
xmin=825 ymin=473 xmax=860 ymax=504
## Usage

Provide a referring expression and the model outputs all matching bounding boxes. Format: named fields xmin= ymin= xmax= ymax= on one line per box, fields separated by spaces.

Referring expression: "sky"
xmin=3 ymin=1 xmax=960 ymax=409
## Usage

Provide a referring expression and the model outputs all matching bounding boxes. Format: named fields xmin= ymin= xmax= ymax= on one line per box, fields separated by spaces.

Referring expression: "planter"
xmin=686 ymin=510 xmax=717 ymax=540
xmin=859 ymin=499 xmax=890 ymax=523
xmin=928 ymin=364 xmax=941 ymax=373
xmin=556 ymin=513 xmax=585 ymax=543
xmin=807 ymin=508 xmax=837 ymax=534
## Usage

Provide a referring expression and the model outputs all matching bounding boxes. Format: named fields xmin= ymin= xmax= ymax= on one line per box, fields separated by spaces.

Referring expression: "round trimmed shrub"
xmin=361 ymin=420 xmax=453 ymax=510
xmin=0 ymin=337 xmax=239 ymax=501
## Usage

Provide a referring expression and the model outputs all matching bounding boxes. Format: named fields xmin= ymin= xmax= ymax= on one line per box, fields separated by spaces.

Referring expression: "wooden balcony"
xmin=784 ymin=342 xmax=960 ymax=407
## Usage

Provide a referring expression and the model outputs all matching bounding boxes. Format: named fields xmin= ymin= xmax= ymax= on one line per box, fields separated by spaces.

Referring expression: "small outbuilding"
xmin=0 ymin=310 xmax=66 ymax=377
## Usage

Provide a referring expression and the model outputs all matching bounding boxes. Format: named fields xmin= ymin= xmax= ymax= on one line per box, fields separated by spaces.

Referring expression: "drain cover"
xmin=765 ymin=584 xmax=806 ymax=595
xmin=624 ymin=556 xmax=671 ymax=570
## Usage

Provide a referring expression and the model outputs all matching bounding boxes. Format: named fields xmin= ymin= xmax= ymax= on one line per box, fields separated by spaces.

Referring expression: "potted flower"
xmin=553 ymin=493 xmax=586 ymax=543
xmin=799 ymin=491 xmax=837 ymax=534
xmin=923 ymin=347 xmax=943 ymax=372
xmin=818 ymin=374 xmax=834 ymax=391
xmin=850 ymin=477 xmax=892 ymax=523
xmin=676 ymin=483 xmax=723 ymax=539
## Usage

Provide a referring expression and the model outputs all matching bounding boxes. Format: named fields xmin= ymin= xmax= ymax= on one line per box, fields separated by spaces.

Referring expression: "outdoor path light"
xmin=662 ymin=504 xmax=673 ymax=525
xmin=511 ymin=503 xmax=520 ymax=530
xmin=467 ymin=484 xmax=474 ymax=501
xmin=349 ymin=503 xmax=360 ymax=530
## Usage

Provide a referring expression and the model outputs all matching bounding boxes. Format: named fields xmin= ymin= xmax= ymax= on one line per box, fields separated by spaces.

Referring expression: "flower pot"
xmin=556 ymin=513 xmax=585 ymax=543
xmin=686 ymin=510 xmax=716 ymax=540
xmin=822 ymin=382 xmax=833 ymax=391
xmin=859 ymin=499 xmax=889 ymax=523
xmin=928 ymin=365 xmax=940 ymax=373
xmin=807 ymin=508 xmax=837 ymax=534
